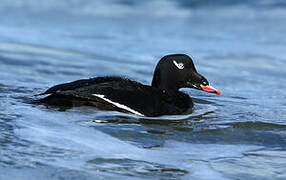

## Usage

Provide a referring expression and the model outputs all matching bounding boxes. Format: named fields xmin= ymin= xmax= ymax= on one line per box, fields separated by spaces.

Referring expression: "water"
xmin=1 ymin=0 xmax=286 ymax=179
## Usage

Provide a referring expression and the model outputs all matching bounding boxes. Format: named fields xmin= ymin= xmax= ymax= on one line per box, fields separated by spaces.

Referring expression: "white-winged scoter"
xmin=38 ymin=54 xmax=221 ymax=117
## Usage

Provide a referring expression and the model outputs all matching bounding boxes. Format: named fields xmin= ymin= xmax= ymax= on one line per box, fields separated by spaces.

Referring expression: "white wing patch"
xmin=173 ymin=60 xmax=184 ymax=69
xmin=92 ymin=94 xmax=144 ymax=116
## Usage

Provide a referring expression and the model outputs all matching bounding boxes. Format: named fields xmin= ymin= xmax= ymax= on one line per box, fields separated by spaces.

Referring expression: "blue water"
xmin=0 ymin=0 xmax=286 ymax=179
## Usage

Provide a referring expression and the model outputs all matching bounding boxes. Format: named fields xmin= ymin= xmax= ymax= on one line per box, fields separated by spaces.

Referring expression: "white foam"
xmin=92 ymin=94 xmax=144 ymax=116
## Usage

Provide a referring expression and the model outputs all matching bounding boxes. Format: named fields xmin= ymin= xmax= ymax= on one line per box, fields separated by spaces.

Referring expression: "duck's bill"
xmin=200 ymin=84 xmax=221 ymax=95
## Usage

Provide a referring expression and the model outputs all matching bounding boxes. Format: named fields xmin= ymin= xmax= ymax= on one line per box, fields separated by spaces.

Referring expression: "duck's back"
xmin=39 ymin=77 xmax=193 ymax=116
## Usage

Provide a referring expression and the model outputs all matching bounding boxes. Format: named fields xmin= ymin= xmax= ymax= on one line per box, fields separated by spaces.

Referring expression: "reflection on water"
xmin=0 ymin=0 xmax=286 ymax=179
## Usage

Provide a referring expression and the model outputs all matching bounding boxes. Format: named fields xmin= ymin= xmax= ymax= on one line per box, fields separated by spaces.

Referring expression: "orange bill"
xmin=200 ymin=84 xmax=221 ymax=95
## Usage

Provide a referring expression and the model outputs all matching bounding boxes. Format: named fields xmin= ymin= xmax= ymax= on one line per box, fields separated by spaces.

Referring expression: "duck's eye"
xmin=202 ymin=81 xmax=208 ymax=85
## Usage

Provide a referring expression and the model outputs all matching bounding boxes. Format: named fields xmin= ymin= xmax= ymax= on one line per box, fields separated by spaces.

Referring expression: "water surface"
xmin=0 ymin=0 xmax=286 ymax=179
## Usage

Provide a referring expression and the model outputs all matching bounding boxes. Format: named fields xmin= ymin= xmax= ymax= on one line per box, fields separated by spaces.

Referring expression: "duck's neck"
xmin=151 ymin=71 xmax=179 ymax=95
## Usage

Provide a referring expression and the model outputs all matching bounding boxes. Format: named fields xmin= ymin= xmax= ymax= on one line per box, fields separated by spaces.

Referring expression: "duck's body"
xmin=38 ymin=54 xmax=220 ymax=117
xmin=39 ymin=76 xmax=192 ymax=116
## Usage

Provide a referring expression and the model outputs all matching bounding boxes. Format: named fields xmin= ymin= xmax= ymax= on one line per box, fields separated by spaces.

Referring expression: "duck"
xmin=37 ymin=54 xmax=220 ymax=117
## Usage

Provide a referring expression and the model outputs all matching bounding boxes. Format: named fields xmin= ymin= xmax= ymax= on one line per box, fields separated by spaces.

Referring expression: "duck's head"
xmin=151 ymin=54 xmax=221 ymax=95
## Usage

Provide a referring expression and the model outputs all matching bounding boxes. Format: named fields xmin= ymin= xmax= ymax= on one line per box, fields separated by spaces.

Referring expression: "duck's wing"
xmin=37 ymin=77 xmax=158 ymax=116
xmin=56 ymin=81 xmax=188 ymax=117
xmin=55 ymin=81 xmax=158 ymax=116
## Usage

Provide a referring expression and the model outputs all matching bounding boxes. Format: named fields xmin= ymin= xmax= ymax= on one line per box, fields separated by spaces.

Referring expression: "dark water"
xmin=1 ymin=0 xmax=286 ymax=179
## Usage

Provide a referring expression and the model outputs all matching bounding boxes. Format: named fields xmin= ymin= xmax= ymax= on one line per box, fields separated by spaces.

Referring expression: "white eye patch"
xmin=173 ymin=60 xmax=184 ymax=70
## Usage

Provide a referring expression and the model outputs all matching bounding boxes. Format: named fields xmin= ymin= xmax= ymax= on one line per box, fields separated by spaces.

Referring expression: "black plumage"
xmin=38 ymin=54 xmax=220 ymax=117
